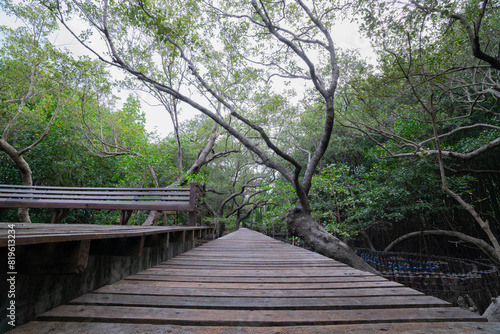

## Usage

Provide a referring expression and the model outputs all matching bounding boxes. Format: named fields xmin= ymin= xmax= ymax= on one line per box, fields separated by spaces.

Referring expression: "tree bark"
xmin=286 ymin=208 xmax=378 ymax=274
xmin=0 ymin=139 xmax=32 ymax=222
xmin=362 ymin=230 xmax=376 ymax=251
xmin=442 ymin=187 xmax=500 ymax=262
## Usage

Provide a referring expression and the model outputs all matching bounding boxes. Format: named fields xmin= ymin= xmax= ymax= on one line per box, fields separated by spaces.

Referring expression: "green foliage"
xmin=206 ymin=215 xmax=237 ymax=233
xmin=308 ymin=152 xmax=479 ymax=245
xmin=181 ymin=171 xmax=210 ymax=186
xmin=330 ymin=0 xmax=500 ymax=254
xmin=248 ymin=178 xmax=296 ymax=234
xmin=0 ymin=5 xmax=168 ymax=224
xmin=0 ymin=0 xmax=498 ymax=258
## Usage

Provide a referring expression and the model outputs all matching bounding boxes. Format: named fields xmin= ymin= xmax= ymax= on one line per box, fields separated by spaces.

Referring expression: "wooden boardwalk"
xmin=12 ymin=228 xmax=500 ymax=333
xmin=0 ymin=223 xmax=212 ymax=274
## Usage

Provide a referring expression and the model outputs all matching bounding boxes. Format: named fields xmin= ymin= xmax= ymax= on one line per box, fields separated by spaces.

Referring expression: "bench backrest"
xmin=0 ymin=183 xmax=204 ymax=224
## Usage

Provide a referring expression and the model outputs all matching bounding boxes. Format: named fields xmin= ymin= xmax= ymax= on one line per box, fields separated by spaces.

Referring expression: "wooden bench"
xmin=0 ymin=183 xmax=203 ymax=225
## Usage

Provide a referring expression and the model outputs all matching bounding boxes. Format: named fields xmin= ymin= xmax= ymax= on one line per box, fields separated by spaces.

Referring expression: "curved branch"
xmin=98 ymin=1 xmax=299 ymax=186
xmin=442 ymin=186 xmax=500 ymax=261
xmin=205 ymin=149 xmax=241 ymax=165
xmin=409 ymin=0 xmax=500 ymax=70
xmin=250 ymin=0 xmax=327 ymax=96
xmin=219 ymin=176 xmax=265 ymax=216
xmin=384 ymin=229 xmax=499 ymax=263
xmin=249 ymin=0 xmax=339 ymax=196
xmin=388 ymin=136 xmax=500 ymax=160
xmin=19 ymin=81 xmax=79 ymax=155
xmin=182 ymin=121 xmax=220 ymax=177
xmin=225 ymin=189 xmax=268 ymax=218
xmin=418 ymin=123 xmax=500 ymax=146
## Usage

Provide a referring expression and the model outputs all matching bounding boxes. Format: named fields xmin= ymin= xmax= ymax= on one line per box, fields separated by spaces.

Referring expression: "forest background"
xmin=1 ymin=0 xmax=499 ymax=268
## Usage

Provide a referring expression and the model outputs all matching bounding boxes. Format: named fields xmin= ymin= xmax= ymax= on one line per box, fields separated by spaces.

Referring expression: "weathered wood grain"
xmin=0 ymin=183 xmax=203 ymax=224
xmin=0 ymin=223 xmax=211 ymax=246
xmin=125 ymin=273 xmax=388 ymax=283
xmin=71 ymin=293 xmax=451 ymax=310
xmin=95 ymin=284 xmax=425 ymax=298
xmin=12 ymin=321 xmax=500 ymax=334
xmin=106 ymin=279 xmax=404 ymax=290
xmin=36 ymin=305 xmax=484 ymax=326
xmin=10 ymin=228 xmax=496 ymax=333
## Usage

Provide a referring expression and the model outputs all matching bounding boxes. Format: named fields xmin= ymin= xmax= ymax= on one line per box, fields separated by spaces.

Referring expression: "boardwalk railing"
xmin=0 ymin=183 xmax=203 ymax=225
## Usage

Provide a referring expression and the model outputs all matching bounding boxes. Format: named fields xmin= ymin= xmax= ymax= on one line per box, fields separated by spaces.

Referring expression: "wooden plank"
xmin=0 ymin=223 xmax=209 ymax=233
xmin=36 ymin=305 xmax=486 ymax=326
xmin=115 ymin=279 xmax=403 ymax=290
xmin=151 ymin=264 xmax=351 ymax=270
xmin=0 ymin=224 xmax=213 ymax=246
xmin=137 ymin=268 xmax=377 ymax=277
xmin=0 ymin=184 xmax=190 ymax=191
xmin=0 ymin=199 xmax=191 ymax=210
xmin=165 ymin=258 xmax=345 ymax=263
xmin=0 ymin=193 xmax=190 ymax=201
xmin=161 ymin=255 xmax=341 ymax=262
xmin=126 ymin=273 xmax=388 ymax=283
xmin=12 ymin=321 xmax=500 ymax=334
xmin=172 ymin=253 xmax=343 ymax=258
xmin=160 ymin=259 xmax=346 ymax=267
xmin=95 ymin=285 xmax=424 ymax=297
xmin=71 ymin=293 xmax=452 ymax=310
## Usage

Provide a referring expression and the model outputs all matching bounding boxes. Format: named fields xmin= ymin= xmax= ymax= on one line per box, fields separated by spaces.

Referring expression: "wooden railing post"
xmin=188 ymin=183 xmax=202 ymax=226
xmin=188 ymin=183 xmax=198 ymax=226
xmin=188 ymin=212 xmax=197 ymax=226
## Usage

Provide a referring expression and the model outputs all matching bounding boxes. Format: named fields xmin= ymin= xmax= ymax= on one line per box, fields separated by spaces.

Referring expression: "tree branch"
xmin=384 ymin=229 xmax=499 ymax=263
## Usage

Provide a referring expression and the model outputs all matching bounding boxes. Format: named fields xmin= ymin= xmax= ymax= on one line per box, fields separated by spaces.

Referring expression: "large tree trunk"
xmin=286 ymin=208 xmax=378 ymax=274
xmin=0 ymin=139 xmax=32 ymax=222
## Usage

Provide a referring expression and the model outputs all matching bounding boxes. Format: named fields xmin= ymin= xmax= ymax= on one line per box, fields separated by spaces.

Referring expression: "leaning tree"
xmin=42 ymin=0 xmax=376 ymax=273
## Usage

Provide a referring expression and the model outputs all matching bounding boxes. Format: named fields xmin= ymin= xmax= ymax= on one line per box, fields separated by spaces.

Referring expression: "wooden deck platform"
xmin=0 ymin=223 xmax=212 ymax=247
xmin=11 ymin=228 xmax=500 ymax=333
xmin=0 ymin=223 xmax=213 ymax=274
